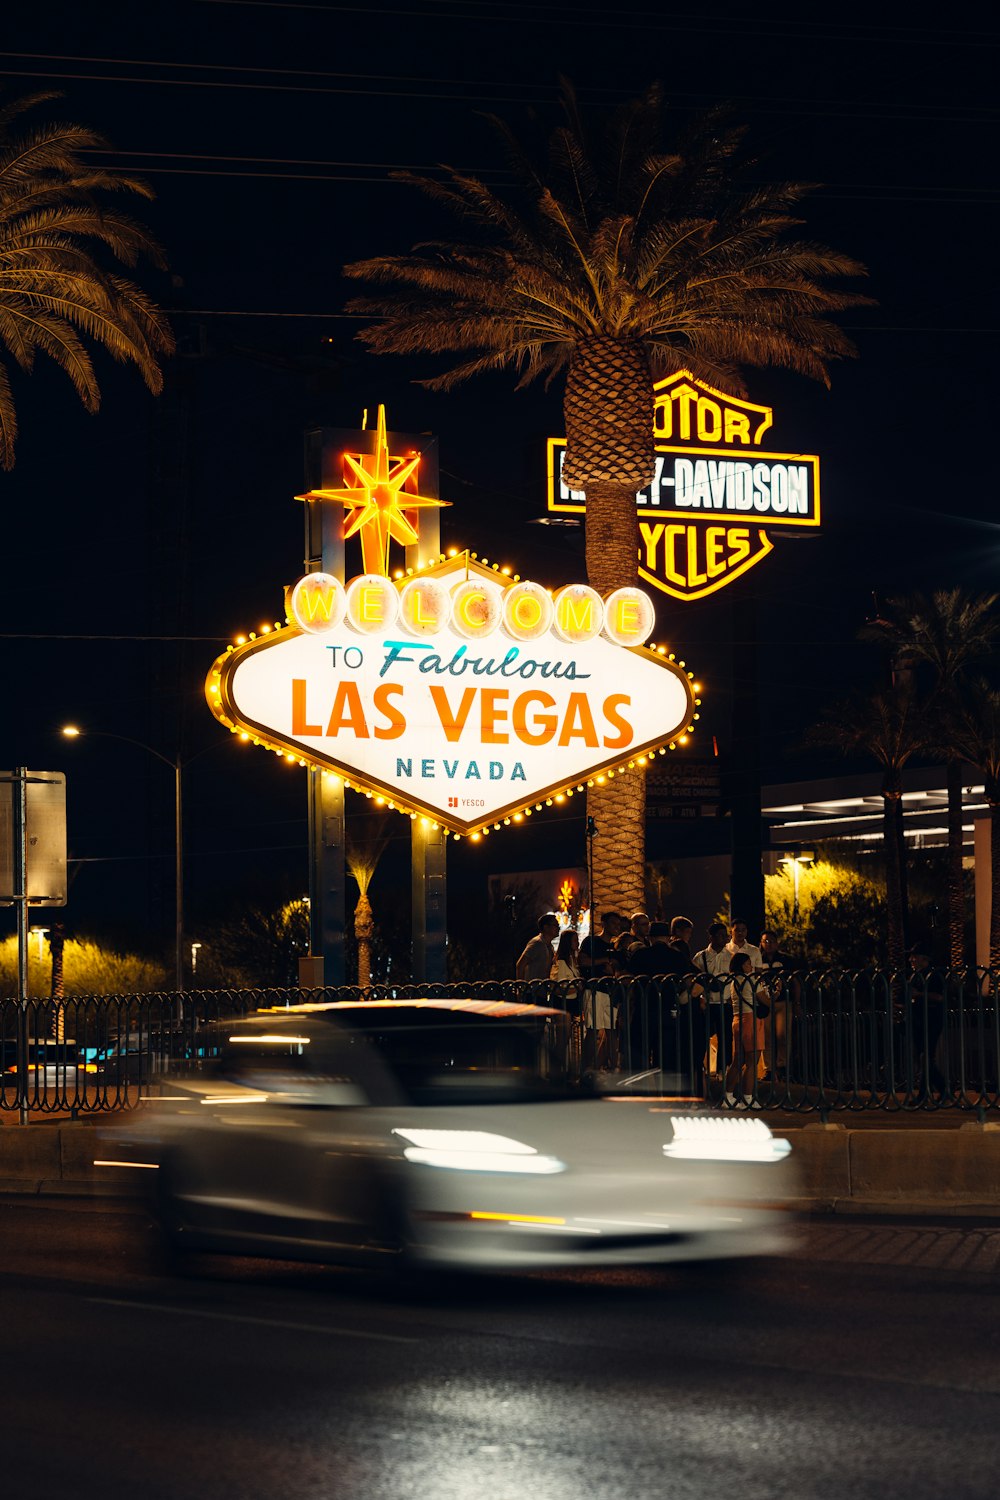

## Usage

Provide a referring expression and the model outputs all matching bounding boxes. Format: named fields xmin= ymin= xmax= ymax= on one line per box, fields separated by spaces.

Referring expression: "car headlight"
xmin=391 ymin=1128 xmax=566 ymax=1174
xmin=663 ymin=1116 xmax=792 ymax=1164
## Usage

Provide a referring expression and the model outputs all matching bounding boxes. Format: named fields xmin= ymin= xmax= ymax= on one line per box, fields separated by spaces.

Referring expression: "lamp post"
xmin=780 ymin=848 xmax=815 ymax=926
xmin=60 ymin=726 xmax=221 ymax=994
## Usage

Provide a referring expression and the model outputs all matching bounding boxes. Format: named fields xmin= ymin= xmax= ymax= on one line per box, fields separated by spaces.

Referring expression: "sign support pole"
xmin=402 ymin=436 xmax=447 ymax=982
xmin=303 ymin=429 xmax=347 ymax=986
xmin=13 ymin=768 xmax=29 ymax=1125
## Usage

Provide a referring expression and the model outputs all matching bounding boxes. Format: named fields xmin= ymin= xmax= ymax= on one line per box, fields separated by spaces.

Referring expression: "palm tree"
xmin=863 ymin=590 xmax=1000 ymax=966
xmin=344 ymin=82 xmax=870 ymax=909
xmin=952 ymin=682 xmax=1000 ymax=968
xmin=346 ymin=807 xmax=393 ymax=986
xmin=0 ymin=91 xmax=173 ymax=468
xmin=811 ymin=691 xmax=932 ymax=968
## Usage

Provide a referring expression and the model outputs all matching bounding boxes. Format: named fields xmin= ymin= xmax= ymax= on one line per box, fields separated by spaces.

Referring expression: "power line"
xmin=193 ymin=0 xmax=1000 ymax=47
xmin=1 ymin=62 xmax=997 ymax=126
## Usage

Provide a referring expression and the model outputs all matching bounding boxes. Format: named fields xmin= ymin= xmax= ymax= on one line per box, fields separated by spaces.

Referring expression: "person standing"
xmin=617 ymin=911 xmax=651 ymax=958
xmin=726 ymin=920 xmax=763 ymax=971
xmin=515 ymin=913 xmax=560 ymax=983
xmin=759 ymin=930 xmax=795 ymax=1084
xmin=692 ymin=922 xmax=732 ymax=1089
xmin=668 ymin=916 xmax=695 ymax=970
xmin=725 ymin=951 xmax=766 ymax=1103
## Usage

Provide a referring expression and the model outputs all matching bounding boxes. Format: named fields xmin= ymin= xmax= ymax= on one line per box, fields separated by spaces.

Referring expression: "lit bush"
xmin=0 ymin=935 xmax=167 ymax=997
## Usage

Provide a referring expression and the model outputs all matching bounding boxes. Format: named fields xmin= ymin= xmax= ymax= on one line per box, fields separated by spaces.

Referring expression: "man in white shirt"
xmin=725 ymin=920 xmax=762 ymax=970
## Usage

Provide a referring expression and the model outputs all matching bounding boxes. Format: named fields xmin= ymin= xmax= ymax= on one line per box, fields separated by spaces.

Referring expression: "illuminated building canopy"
xmin=547 ymin=370 xmax=821 ymax=602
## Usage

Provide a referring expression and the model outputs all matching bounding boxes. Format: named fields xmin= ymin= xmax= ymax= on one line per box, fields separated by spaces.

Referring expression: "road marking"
xmin=87 ymin=1297 xmax=419 ymax=1343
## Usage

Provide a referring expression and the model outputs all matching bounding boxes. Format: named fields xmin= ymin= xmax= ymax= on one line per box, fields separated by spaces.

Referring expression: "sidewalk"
xmin=1 ymin=1107 xmax=999 ymax=1218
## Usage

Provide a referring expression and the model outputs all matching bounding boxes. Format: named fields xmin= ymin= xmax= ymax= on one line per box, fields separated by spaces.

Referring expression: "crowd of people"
xmin=515 ymin=911 xmax=794 ymax=1101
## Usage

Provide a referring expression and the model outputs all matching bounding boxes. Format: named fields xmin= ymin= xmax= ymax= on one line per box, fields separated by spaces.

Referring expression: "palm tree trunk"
xmin=589 ymin=769 xmax=646 ymax=914
xmin=581 ymin=476 xmax=644 ymax=919
xmin=563 ymin=336 xmax=654 ymax=940
xmin=946 ymin=756 xmax=966 ymax=967
xmin=354 ymin=890 xmax=374 ymax=987
xmin=883 ymin=790 xmax=906 ymax=968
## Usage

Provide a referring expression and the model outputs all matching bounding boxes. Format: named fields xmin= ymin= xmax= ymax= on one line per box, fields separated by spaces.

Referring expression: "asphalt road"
xmin=3 ymin=1198 xmax=1000 ymax=1499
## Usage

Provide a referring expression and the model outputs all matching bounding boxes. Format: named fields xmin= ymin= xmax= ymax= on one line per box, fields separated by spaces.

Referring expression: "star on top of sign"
xmin=298 ymin=404 xmax=446 ymax=578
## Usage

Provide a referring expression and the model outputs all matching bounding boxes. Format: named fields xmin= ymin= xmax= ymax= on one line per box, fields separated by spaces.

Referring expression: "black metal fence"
xmin=1 ymin=967 xmax=998 ymax=1116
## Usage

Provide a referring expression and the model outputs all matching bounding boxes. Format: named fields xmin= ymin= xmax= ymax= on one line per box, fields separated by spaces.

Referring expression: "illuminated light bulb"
xmin=262 ymin=625 xmax=271 ymax=634
xmin=544 ymin=799 xmax=553 ymax=807
xmin=503 ymin=817 xmax=510 ymax=825
xmin=514 ymin=813 xmax=523 ymax=823
xmin=501 ymin=567 xmax=510 ymax=576
xmin=471 ymin=832 xmax=481 ymax=842
xmin=524 ymin=809 xmax=532 ymax=817
xmin=346 ymin=574 xmax=400 ymax=634
xmin=627 ymin=761 xmax=635 ymax=770
xmin=577 ymin=785 xmax=584 ymax=792
xmin=687 ymin=724 xmax=695 ymax=733
xmin=555 ymin=795 xmax=564 ymax=804
xmin=471 ymin=552 xmax=478 ymax=560
xmin=680 ymin=734 xmax=689 ymax=744
xmin=679 ymin=660 xmax=686 ymax=668
xmin=375 ymin=797 xmax=385 ymax=806
xmin=393 ymin=569 xmax=404 ymax=580
xmin=596 ymin=776 xmax=606 ymax=785
xmin=298 ymin=759 xmax=306 ymax=767
xmin=657 ymin=646 xmax=666 ymax=655
xmin=668 ymin=653 xmax=676 ymax=661
xmin=482 ymin=557 xmax=489 ymax=565
xmin=493 ymin=822 xmax=500 ymax=830
xmin=502 ymin=580 xmax=553 ymax=642
xmin=693 ymin=713 xmax=700 ymax=721
xmin=452 ymin=578 xmax=502 ymax=639
xmin=249 ymin=632 xmax=256 ymax=640
xmin=482 ymin=827 xmax=490 ymax=836
xmin=453 ymin=834 xmax=460 ymax=841
xmin=411 ymin=813 xmax=418 ymax=821
xmin=240 ymin=733 xmax=249 ymax=742
xmin=565 ymin=789 xmax=573 ymax=797
xmin=695 ymin=698 xmax=702 ymax=706
xmin=447 ymin=548 xmax=457 ymax=557
xmin=552 ymin=583 xmax=603 ymax=644
xmin=602 ymin=586 xmax=655 ymax=647
xmin=586 ymin=780 xmax=594 ymax=788
xmin=513 ymin=575 xmax=521 ymax=583
xmin=607 ymin=770 xmax=615 ymax=779
xmin=535 ymin=803 xmax=542 ymax=811
xmin=235 ymin=635 xmax=246 ymax=645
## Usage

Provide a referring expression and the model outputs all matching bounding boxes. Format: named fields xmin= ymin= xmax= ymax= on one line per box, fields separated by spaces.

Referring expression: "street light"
xmin=780 ymin=848 xmax=815 ymax=925
xmin=190 ymin=941 xmax=202 ymax=976
xmin=60 ymin=725 xmax=225 ymax=994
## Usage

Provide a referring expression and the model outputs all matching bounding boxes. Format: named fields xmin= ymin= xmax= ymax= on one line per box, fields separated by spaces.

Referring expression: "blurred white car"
xmin=104 ymin=1000 xmax=795 ymax=1272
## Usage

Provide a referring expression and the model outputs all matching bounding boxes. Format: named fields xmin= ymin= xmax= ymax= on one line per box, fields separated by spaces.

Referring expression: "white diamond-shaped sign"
xmin=207 ymin=557 xmax=695 ymax=836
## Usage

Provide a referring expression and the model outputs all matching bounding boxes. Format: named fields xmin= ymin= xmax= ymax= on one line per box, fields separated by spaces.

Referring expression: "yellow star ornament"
xmin=298 ymin=404 xmax=446 ymax=577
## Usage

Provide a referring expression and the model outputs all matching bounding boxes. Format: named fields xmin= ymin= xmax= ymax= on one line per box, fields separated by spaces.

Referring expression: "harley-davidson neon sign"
xmin=547 ymin=370 xmax=821 ymax=601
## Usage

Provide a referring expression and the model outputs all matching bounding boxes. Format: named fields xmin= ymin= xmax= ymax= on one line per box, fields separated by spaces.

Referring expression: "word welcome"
xmin=289 ymin=572 xmax=655 ymax=648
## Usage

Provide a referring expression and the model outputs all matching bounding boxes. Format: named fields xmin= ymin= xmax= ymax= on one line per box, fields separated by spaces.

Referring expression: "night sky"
xmin=2 ymin=2 xmax=997 ymax=957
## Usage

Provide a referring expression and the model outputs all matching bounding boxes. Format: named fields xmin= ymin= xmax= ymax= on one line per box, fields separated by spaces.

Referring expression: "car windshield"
xmin=339 ymin=1007 xmax=575 ymax=1106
